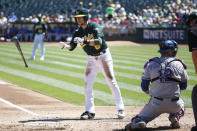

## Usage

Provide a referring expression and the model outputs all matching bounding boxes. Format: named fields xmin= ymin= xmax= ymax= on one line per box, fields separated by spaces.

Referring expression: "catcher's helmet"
xmin=74 ymin=8 xmax=89 ymax=21
xmin=158 ymin=40 xmax=178 ymax=56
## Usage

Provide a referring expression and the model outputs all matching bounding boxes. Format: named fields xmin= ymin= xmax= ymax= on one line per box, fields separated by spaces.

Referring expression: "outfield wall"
xmin=0 ymin=22 xmax=188 ymax=43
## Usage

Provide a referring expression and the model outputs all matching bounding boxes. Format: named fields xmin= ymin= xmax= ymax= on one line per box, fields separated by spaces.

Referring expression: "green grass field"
xmin=0 ymin=42 xmax=196 ymax=107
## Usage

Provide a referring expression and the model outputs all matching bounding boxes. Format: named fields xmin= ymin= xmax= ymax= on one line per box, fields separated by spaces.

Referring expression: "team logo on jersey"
xmin=82 ymin=33 xmax=100 ymax=50
xmin=83 ymin=34 xmax=94 ymax=40
xmin=81 ymin=34 xmax=94 ymax=48
xmin=38 ymin=29 xmax=43 ymax=33
xmin=35 ymin=25 xmax=43 ymax=30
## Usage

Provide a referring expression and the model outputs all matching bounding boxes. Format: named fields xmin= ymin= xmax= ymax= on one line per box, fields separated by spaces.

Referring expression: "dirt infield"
xmin=0 ymin=80 xmax=195 ymax=131
xmin=0 ymin=41 xmax=194 ymax=130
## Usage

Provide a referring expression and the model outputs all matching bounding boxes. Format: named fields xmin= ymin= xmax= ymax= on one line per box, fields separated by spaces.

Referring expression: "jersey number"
xmin=95 ymin=45 xmax=101 ymax=50
xmin=159 ymin=68 xmax=172 ymax=83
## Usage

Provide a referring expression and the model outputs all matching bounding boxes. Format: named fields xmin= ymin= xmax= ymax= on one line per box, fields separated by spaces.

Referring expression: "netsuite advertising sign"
xmin=143 ymin=29 xmax=185 ymax=40
xmin=136 ymin=28 xmax=187 ymax=43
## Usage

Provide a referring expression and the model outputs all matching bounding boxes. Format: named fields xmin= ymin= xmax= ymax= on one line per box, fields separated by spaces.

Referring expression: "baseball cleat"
xmin=29 ymin=56 xmax=35 ymax=60
xmin=40 ymin=56 xmax=44 ymax=61
xmin=132 ymin=121 xmax=146 ymax=129
xmin=80 ymin=111 xmax=95 ymax=120
xmin=125 ymin=121 xmax=146 ymax=130
xmin=125 ymin=123 xmax=132 ymax=131
xmin=129 ymin=115 xmax=146 ymax=129
xmin=169 ymin=113 xmax=181 ymax=128
xmin=117 ymin=110 xmax=125 ymax=119
xmin=169 ymin=117 xmax=180 ymax=128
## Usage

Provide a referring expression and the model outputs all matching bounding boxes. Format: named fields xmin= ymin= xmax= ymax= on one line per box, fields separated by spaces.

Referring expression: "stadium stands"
xmin=0 ymin=0 xmax=178 ymax=18
xmin=0 ymin=0 xmax=196 ymax=42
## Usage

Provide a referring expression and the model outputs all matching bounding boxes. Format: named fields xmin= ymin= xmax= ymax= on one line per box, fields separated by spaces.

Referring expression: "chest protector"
xmin=144 ymin=57 xmax=187 ymax=83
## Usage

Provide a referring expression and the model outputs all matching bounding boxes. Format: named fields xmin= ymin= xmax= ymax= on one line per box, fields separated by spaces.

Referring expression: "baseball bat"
xmin=13 ymin=36 xmax=28 ymax=68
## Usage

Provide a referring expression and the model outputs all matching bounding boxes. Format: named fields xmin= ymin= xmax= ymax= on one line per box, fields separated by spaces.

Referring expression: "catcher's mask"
xmin=158 ymin=40 xmax=178 ymax=57
xmin=74 ymin=8 xmax=89 ymax=21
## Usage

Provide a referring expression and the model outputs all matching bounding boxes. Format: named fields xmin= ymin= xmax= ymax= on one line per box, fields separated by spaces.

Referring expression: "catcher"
xmin=59 ymin=7 xmax=125 ymax=120
xmin=125 ymin=40 xmax=188 ymax=130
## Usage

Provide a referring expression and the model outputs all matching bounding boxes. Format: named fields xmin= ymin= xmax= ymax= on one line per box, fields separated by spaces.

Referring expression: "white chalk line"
xmin=0 ymin=97 xmax=39 ymax=116
xmin=0 ymin=80 xmax=10 ymax=85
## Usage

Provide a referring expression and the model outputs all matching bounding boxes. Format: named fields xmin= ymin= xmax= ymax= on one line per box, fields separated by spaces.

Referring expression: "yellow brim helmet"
xmin=75 ymin=8 xmax=89 ymax=21
xmin=74 ymin=14 xmax=86 ymax=18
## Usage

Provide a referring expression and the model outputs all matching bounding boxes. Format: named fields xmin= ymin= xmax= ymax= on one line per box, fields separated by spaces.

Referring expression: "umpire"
xmin=187 ymin=11 xmax=197 ymax=131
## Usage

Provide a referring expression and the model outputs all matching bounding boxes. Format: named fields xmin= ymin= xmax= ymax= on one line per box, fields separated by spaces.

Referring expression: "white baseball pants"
xmin=30 ymin=33 xmax=45 ymax=59
xmin=84 ymin=48 xmax=124 ymax=113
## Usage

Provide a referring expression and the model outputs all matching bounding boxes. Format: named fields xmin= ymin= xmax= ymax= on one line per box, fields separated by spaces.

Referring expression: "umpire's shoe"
xmin=80 ymin=111 xmax=95 ymax=120
xmin=191 ymin=126 xmax=197 ymax=131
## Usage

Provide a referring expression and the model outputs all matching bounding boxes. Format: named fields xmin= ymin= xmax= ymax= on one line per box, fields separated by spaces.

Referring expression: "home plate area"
xmin=0 ymin=80 xmax=195 ymax=131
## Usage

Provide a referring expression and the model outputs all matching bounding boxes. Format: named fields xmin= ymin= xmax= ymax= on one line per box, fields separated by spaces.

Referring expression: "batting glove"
xmin=74 ymin=37 xmax=84 ymax=44
xmin=59 ymin=41 xmax=69 ymax=49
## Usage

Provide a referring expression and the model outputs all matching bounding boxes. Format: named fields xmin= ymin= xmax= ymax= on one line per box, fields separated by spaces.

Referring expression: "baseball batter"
xmin=125 ymin=40 xmax=188 ymax=130
xmin=59 ymin=8 xmax=125 ymax=120
xmin=29 ymin=14 xmax=47 ymax=61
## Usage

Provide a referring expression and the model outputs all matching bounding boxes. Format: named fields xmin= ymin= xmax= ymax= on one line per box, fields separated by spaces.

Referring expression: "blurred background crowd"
xmin=0 ymin=0 xmax=196 ymax=41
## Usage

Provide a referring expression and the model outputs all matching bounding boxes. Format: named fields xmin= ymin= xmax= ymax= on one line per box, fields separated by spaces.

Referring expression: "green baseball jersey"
xmin=69 ymin=22 xmax=108 ymax=55
xmin=34 ymin=22 xmax=47 ymax=34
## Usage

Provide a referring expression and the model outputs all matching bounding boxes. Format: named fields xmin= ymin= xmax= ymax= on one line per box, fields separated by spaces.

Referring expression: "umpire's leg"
xmin=192 ymin=85 xmax=197 ymax=131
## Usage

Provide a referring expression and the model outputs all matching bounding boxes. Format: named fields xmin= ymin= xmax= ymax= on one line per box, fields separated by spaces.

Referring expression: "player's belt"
xmin=154 ymin=97 xmax=179 ymax=102
xmin=36 ymin=33 xmax=44 ymax=34
xmin=91 ymin=50 xmax=106 ymax=56
xmin=151 ymin=77 xmax=181 ymax=83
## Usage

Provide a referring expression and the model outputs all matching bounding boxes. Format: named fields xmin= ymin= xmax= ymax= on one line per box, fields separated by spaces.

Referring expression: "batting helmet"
xmin=158 ymin=40 xmax=178 ymax=57
xmin=74 ymin=8 xmax=89 ymax=21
